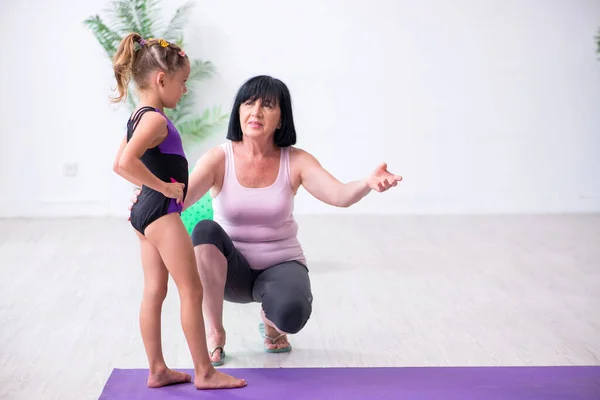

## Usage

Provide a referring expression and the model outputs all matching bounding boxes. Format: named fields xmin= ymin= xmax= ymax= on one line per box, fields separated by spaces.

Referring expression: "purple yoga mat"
xmin=98 ymin=366 xmax=600 ymax=399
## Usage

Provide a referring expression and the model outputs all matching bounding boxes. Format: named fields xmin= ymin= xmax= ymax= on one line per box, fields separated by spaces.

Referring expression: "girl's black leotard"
xmin=127 ymin=106 xmax=188 ymax=235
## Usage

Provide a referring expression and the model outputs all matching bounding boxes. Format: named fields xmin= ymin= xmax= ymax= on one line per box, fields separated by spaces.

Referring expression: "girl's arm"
xmin=113 ymin=136 xmax=143 ymax=187
xmin=117 ymin=112 xmax=182 ymax=200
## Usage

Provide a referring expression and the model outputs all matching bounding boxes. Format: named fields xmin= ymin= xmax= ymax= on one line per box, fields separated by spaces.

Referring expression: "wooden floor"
xmin=1 ymin=214 xmax=599 ymax=399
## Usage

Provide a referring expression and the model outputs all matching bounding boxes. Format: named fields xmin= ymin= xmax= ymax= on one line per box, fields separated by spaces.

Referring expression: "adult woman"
xmin=130 ymin=75 xmax=402 ymax=365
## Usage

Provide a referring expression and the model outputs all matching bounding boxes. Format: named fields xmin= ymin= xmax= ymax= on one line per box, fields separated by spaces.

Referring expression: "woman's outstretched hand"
xmin=366 ymin=162 xmax=403 ymax=192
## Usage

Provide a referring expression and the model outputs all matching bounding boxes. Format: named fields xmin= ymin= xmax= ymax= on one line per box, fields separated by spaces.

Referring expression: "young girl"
xmin=111 ymin=33 xmax=246 ymax=390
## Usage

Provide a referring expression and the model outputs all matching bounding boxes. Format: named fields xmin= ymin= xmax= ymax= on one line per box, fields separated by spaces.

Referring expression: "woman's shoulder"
xmin=207 ymin=143 xmax=227 ymax=157
xmin=289 ymin=146 xmax=311 ymax=158
xmin=193 ymin=143 xmax=226 ymax=168
xmin=289 ymin=146 xmax=319 ymax=164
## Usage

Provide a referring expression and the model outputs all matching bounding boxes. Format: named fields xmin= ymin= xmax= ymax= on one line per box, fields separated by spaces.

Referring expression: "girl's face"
xmin=159 ymin=60 xmax=190 ymax=109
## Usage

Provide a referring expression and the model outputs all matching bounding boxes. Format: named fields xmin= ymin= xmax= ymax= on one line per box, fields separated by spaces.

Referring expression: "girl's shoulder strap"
xmin=126 ymin=106 xmax=159 ymax=140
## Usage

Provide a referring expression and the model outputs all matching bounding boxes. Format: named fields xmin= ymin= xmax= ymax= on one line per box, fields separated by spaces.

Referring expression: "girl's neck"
xmin=138 ymin=92 xmax=164 ymax=112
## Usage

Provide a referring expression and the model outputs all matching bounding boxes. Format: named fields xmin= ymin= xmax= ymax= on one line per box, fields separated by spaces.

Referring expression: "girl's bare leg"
xmin=136 ymin=232 xmax=192 ymax=387
xmin=144 ymin=213 xmax=246 ymax=390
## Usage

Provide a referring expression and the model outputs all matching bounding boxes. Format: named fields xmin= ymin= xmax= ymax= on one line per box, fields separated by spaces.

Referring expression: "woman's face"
xmin=239 ymin=97 xmax=281 ymax=139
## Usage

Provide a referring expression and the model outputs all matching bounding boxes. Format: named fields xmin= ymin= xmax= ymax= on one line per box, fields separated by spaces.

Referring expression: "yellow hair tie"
xmin=158 ymin=39 xmax=169 ymax=48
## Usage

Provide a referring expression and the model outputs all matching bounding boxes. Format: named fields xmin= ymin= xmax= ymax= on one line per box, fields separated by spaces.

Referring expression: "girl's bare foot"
xmin=195 ymin=368 xmax=247 ymax=390
xmin=147 ymin=368 xmax=191 ymax=388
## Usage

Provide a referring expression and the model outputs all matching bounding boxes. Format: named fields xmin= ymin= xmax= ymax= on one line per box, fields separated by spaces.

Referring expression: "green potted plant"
xmin=85 ymin=0 xmax=224 ymax=232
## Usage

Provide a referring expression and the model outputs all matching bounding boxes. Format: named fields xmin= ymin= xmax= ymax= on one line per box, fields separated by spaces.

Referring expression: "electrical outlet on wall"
xmin=64 ymin=162 xmax=78 ymax=177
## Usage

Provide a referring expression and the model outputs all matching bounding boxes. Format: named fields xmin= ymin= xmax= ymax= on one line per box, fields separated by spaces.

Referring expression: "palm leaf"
xmin=164 ymin=93 xmax=195 ymax=125
xmin=188 ymin=60 xmax=215 ymax=84
xmin=162 ymin=1 xmax=194 ymax=40
xmin=132 ymin=0 xmax=160 ymax=38
xmin=109 ymin=0 xmax=141 ymax=35
xmin=177 ymin=106 xmax=229 ymax=144
xmin=83 ymin=15 xmax=122 ymax=58
xmin=172 ymin=34 xmax=185 ymax=49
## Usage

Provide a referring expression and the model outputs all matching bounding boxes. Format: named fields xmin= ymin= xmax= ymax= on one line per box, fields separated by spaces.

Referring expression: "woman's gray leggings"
xmin=191 ymin=219 xmax=313 ymax=334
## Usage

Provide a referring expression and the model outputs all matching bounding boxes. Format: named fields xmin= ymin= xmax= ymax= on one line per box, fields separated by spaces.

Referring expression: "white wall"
xmin=1 ymin=0 xmax=599 ymax=217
